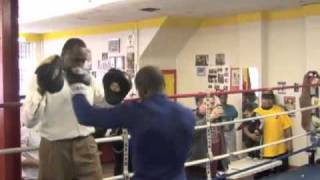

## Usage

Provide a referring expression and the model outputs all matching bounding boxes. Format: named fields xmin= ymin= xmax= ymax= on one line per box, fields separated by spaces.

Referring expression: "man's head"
xmin=61 ymin=38 xmax=91 ymax=69
xmin=218 ymin=94 xmax=228 ymax=106
xmin=195 ymin=96 xmax=205 ymax=107
xmin=261 ymin=90 xmax=275 ymax=110
xmin=243 ymin=103 xmax=255 ymax=118
xmin=135 ymin=66 xmax=165 ymax=99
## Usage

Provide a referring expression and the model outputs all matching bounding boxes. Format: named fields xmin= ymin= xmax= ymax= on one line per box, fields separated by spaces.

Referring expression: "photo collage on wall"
xmin=207 ymin=66 xmax=230 ymax=91
xmin=91 ymin=38 xmax=132 ymax=81
xmin=194 ymin=53 xmax=230 ymax=91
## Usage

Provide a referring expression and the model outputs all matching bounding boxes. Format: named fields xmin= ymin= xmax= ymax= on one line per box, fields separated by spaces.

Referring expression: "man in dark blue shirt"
xmin=69 ymin=66 xmax=195 ymax=180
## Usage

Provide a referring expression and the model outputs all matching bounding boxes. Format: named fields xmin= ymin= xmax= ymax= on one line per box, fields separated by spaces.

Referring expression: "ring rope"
xmin=185 ymin=132 xmax=311 ymax=167
xmin=215 ymin=144 xmax=316 ymax=180
xmin=1 ymin=83 xmax=319 ymax=108
xmin=195 ymin=105 xmax=320 ymax=130
xmin=0 ymin=105 xmax=317 ymax=155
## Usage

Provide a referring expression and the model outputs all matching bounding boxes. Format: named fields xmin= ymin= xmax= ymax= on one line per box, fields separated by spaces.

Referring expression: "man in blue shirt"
xmin=69 ymin=66 xmax=195 ymax=180
xmin=218 ymin=94 xmax=238 ymax=160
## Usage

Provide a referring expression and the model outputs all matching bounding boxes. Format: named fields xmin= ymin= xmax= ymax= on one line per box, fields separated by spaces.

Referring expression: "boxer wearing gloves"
xmin=23 ymin=38 xmax=105 ymax=180
xmin=68 ymin=66 xmax=195 ymax=180
xmin=67 ymin=67 xmax=133 ymax=176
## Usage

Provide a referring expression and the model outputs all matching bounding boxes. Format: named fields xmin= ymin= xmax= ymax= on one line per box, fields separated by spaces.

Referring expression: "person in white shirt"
xmin=22 ymin=38 xmax=105 ymax=180
xmin=21 ymin=124 xmax=40 ymax=180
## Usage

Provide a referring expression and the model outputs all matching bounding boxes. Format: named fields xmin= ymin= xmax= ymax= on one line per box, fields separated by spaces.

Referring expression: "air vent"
xmin=140 ymin=7 xmax=160 ymax=12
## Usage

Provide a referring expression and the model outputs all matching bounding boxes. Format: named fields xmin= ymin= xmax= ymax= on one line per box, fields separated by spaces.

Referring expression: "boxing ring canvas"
xmin=261 ymin=164 xmax=320 ymax=180
xmin=226 ymin=157 xmax=282 ymax=180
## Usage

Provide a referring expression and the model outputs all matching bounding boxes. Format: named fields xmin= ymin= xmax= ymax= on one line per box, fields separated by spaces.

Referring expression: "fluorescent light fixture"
xmin=19 ymin=0 xmax=125 ymax=24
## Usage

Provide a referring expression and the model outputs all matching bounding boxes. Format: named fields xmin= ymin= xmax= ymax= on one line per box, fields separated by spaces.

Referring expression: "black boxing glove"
xmin=35 ymin=55 xmax=64 ymax=94
xmin=103 ymin=68 xmax=132 ymax=105
xmin=65 ymin=67 xmax=91 ymax=95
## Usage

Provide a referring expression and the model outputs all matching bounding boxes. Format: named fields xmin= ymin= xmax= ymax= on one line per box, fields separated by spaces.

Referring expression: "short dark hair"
xmin=261 ymin=90 xmax=275 ymax=100
xmin=195 ymin=96 xmax=204 ymax=105
xmin=243 ymin=103 xmax=255 ymax=112
xmin=135 ymin=66 xmax=165 ymax=97
xmin=61 ymin=38 xmax=86 ymax=57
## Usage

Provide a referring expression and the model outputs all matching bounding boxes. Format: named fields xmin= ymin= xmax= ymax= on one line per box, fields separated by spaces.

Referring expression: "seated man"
xmin=255 ymin=90 xmax=293 ymax=175
xmin=68 ymin=66 xmax=195 ymax=180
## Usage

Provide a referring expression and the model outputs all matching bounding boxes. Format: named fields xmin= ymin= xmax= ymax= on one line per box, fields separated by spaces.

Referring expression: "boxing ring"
xmin=0 ymin=83 xmax=320 ymax=180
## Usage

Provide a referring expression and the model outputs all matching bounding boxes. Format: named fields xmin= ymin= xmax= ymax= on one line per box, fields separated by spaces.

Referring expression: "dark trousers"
xmin=113 ymin=151 xmax=133 ymax=175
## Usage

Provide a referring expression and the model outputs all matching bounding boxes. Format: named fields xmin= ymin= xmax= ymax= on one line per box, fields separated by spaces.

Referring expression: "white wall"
xmin=140 ymin=27 xmax=199 ymax=70
xmin=305 ymin=16 xmax=320 ymax=72
xmin=176 ymin=25 xmax=239 ymax=108
xmin=265 ymin=19 xmax=306 ymax=86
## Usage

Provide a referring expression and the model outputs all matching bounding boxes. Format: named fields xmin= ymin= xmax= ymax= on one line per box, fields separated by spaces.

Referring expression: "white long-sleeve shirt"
xmin=22 ymin=76 xmax=105 ymax=141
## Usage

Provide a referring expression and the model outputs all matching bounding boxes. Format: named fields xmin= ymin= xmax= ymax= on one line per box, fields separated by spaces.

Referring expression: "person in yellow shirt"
xmin=255 ymin=90 xmax=293 ymax=175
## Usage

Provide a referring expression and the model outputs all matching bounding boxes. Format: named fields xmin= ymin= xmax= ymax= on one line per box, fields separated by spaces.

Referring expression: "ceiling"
xmin=19 ymin=0 xmax=320 ymax=33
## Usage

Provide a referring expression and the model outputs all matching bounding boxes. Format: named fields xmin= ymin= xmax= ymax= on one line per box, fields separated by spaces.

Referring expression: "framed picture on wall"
xmin=108 ymin=38 xmax=120 ymax=53
xmin=195 ymin=55 xmax=209 ymax=66
xmin=102 ymin=52 xmax=108 ymax=60
xmin=196 ymin=67 xmax=206 ymax=76
xmin=98 ymin=60 xmax=111 ymax=70
xmin=216 ymin=53 xmax=226 ymax=66
xmin=115 ymin=56 xmax=125 ymax=70
xmin=230 ymin=68 xmax=240 ymax=91
xmin=108 ymin=57 xmax=116 ymax=68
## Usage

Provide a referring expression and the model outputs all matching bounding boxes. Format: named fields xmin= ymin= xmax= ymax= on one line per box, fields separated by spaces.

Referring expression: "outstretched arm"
xmin=72 ymin=94 xmax=132 ymax=129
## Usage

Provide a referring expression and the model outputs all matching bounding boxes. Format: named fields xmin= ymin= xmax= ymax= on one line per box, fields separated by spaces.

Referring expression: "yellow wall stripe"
xmin=201 ymin=15 xmax=237 ymax=27
xmin=303 ymin=4 xmax=320 ymax=16
xmin=237 ymin=12 xmax=264 ymax=24
xmin=19 ymin=33 xmax=43 ymax=42
xmin=43 ymin=17 xmax=167 ymax=40
xmin=162 ymin=16 xmax=203 ymax=28
xmin=267 ymin=8 xmax=304 ymax=21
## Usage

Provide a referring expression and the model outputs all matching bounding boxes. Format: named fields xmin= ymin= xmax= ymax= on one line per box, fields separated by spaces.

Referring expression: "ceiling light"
xmin=140 ymin=7 xmax=160 ymax=12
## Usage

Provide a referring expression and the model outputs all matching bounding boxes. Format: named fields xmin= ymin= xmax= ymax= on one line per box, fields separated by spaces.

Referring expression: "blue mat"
xmin=261 ymin=165 xmax=320 ymax=180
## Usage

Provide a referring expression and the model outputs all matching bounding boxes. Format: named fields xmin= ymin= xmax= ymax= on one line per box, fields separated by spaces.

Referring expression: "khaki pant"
xmin=38 ymin=135 xmax=103 ymax=180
